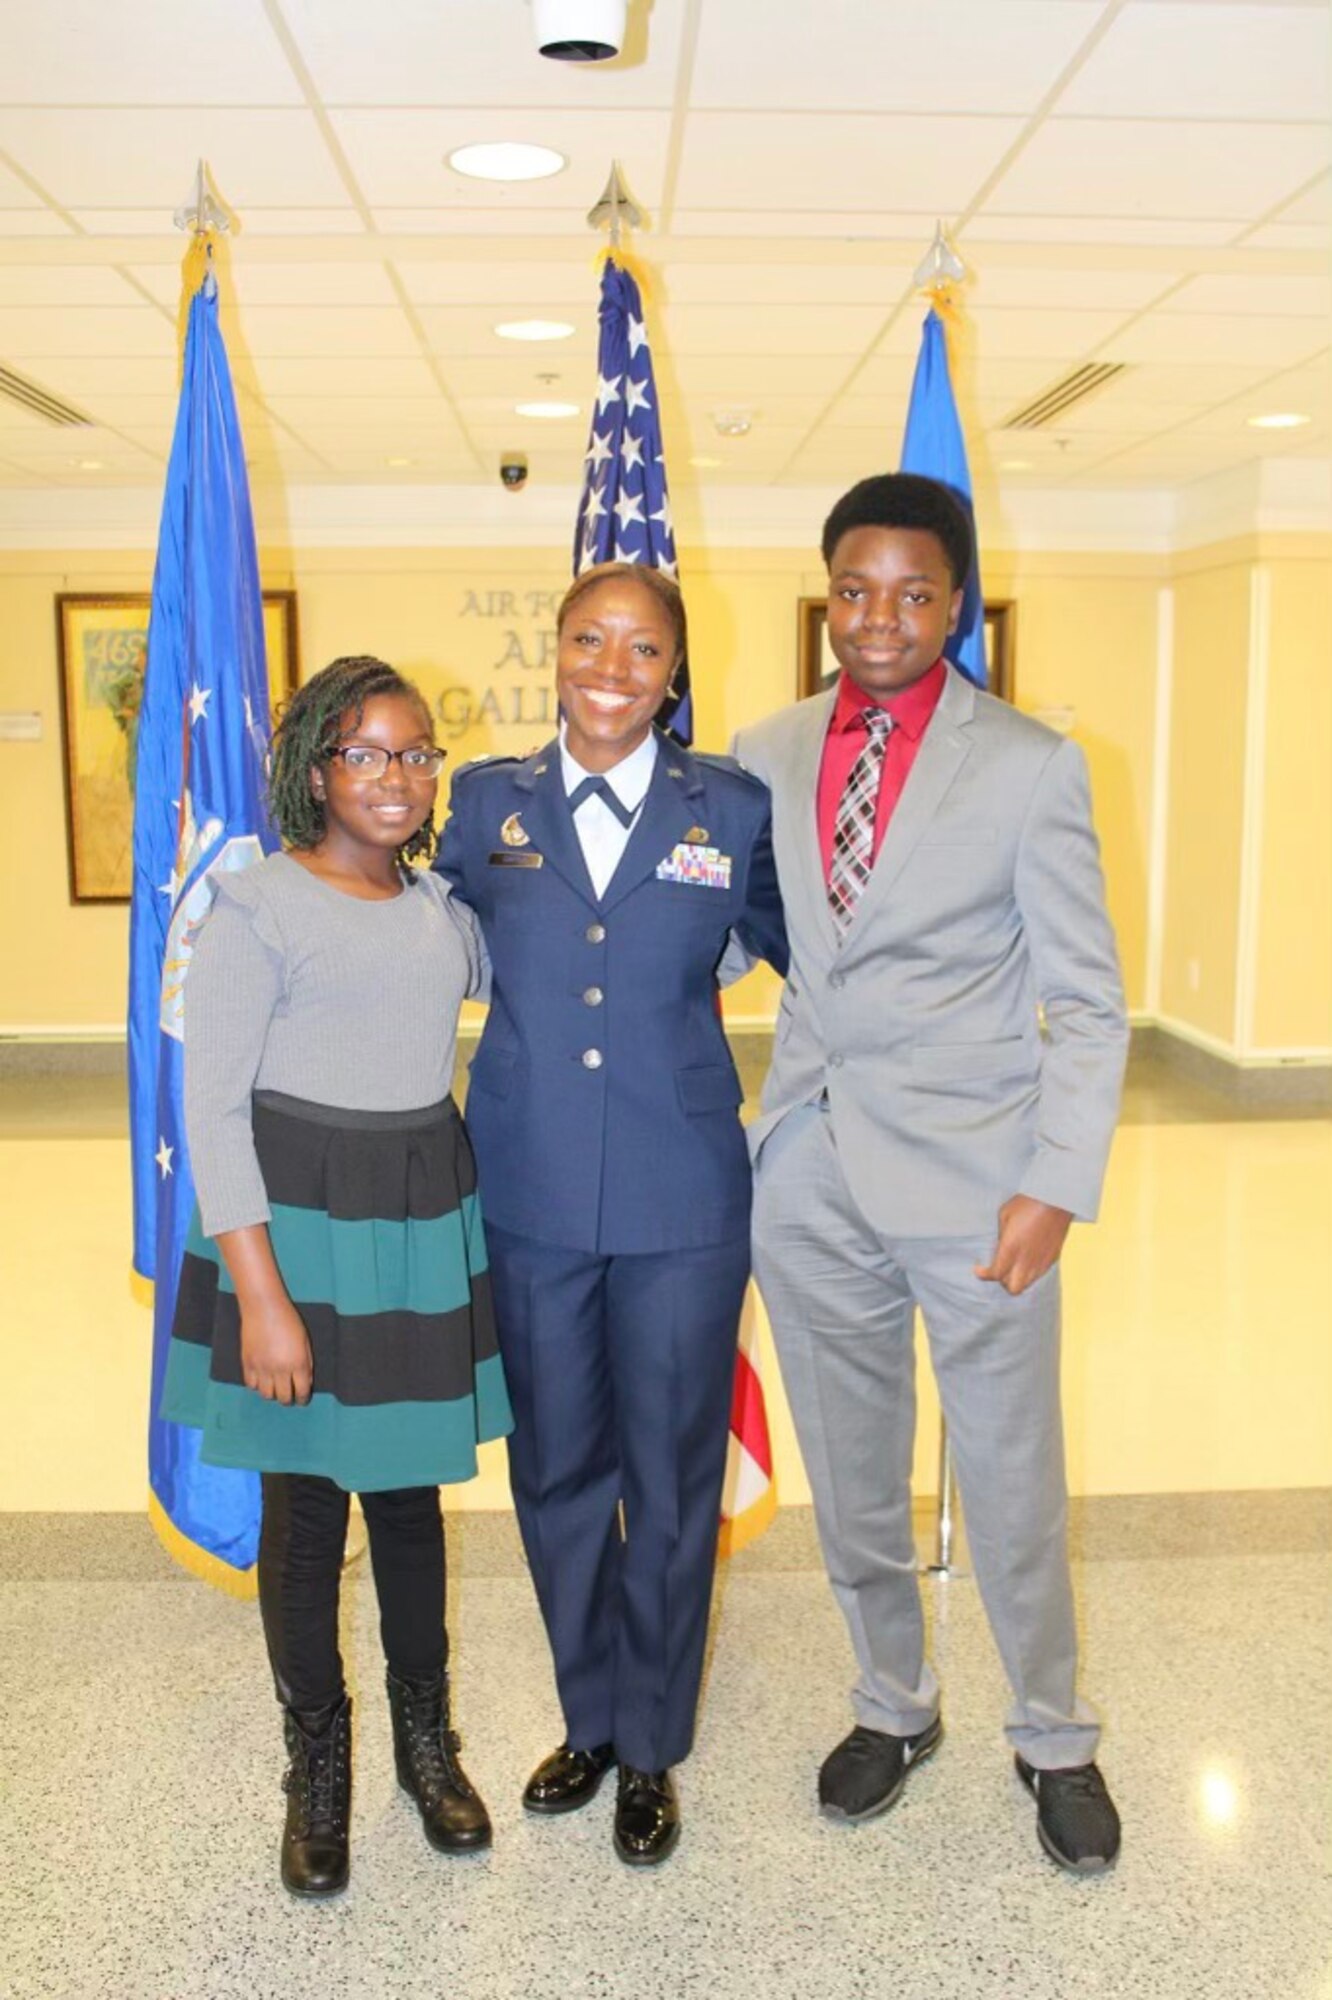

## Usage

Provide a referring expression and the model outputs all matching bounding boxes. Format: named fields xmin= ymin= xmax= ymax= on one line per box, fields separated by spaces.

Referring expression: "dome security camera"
xmin=500 ymin=451 xmax=529 ymax=491
xmin=532 ymin=0 xmax=626 ymax=61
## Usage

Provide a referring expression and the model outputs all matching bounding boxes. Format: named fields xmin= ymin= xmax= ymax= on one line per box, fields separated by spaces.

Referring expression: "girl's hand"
xmin=239 ymin=1298 xmax=314 ymax=1405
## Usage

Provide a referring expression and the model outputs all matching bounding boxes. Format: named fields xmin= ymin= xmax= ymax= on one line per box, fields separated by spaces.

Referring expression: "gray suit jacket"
xmin=734 ymin=667 xmax=1127 ymax=1236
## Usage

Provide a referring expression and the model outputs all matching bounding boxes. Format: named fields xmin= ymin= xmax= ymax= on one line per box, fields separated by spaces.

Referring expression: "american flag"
xmin=574 ymin=249 xmax=776 ymax=1553
xmin=574 ymin=254 xmax=691 ymax=745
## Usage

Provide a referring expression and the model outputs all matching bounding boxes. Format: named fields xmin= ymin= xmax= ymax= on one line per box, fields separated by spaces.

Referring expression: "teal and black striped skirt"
xmin=161 ymin=1091 xmax=512 ymax=1493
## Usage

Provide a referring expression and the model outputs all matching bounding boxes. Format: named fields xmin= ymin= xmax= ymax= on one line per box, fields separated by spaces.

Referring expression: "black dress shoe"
xmin=522 ymin=1741 xmax=616 ymax=1815
xmin=1016 ymin=1756 xmax=1121 ymax=1874
xmin=818 ymin=1714 xmax=943 ymax=1822
xmin=613 ymin=1766 xmax=679 ymax=1866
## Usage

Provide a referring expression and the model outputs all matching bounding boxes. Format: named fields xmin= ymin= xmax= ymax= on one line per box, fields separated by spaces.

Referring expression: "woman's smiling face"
xmin=555 ymin=574 xmax=680 ymax=771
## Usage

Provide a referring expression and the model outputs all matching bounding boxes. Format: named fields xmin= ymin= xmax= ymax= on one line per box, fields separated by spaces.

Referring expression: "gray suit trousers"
xmin=753 ymin=1102 xmax=1099 ymax=1770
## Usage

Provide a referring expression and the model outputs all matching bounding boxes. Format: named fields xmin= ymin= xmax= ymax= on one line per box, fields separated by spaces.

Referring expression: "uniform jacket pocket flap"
xmin=911 ymin=1036 xmax=1033 ymax=1081
xmin=469 ymin=1043 xmax=518 ymax=1098
xmin=675 ymin=1063 xmax=744 ymax=1116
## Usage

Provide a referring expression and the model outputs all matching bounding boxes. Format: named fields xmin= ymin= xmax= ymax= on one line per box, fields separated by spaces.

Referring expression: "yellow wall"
xmin=1 ymin=539 xmax=1174 ymax=1032
xmin=1252 ymin=555 xmax=1332 ymax=1052
xmin=1159 ymin=557 xmax=1251 ymax=1043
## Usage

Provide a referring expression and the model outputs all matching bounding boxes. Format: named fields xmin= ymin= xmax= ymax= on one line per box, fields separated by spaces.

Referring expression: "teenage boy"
xmin=735 ymin=472 xmax=1127 ymax=1873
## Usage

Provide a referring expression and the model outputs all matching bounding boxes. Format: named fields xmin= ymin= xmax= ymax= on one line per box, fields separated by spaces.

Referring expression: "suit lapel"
xmin=509 ymin=741 xmax=598 ymax=907
xmin=599 ymin=733 xmax=703 ymax=914
xmin=782 ymin=691 xmax=839 ymax=955
xmin=844 ymin=666 xmax=976 ymax=933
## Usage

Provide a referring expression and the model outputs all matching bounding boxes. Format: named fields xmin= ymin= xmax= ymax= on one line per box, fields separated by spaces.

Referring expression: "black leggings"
xmin=257 ymin=1473 xmax=446 ymax=1713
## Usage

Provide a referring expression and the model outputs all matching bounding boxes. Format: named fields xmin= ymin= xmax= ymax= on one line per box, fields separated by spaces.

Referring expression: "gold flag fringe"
xmin=717 ymin=1475 xmax=779 ymax=1560
xmin=148 ymin=1489 xmax=258 ymax=1601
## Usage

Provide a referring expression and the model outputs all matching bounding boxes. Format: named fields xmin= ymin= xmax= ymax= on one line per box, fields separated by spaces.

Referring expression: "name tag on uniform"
xmin=656 ymin=843 xmax=731 ymax=890
xmin=488 ymin=850 xmax=544 ymax=868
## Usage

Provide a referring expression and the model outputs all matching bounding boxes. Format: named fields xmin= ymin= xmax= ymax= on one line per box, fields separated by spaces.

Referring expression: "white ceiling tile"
xmin=963 ymin=213 xmax=1244 ymax=246
xmin=329 ymin=108 xmax=672 ymax=210
xmin=0 ymin=267 xmax=146 ymax=308
xmin=983 ymin=118 xmax=1330 ymax=220
xmin=691 ymin=2 xmax=1105 ymax=113
xmin=675 ymin=113 xmax=1025 ymax=215
xmin=667 ymin=355 xmax=864 ymax=398
xmin=1108 ymin=313 xmax=1327 ymax=367
xmin=395 ymin=261 xmax=592 ymax=307
xmin=654 ymin=302 xmax=889 ymax=357
xmin=669 ymin=210 xmax=944 ymax=240
xmin=232 ymin=210 xmax=369 ymax=237
xmin=877 ymin=304 xmax=1131 ymax=359
xmin=244 ymin=355 xmax=444 ymax=397
xmin=127 ymin=261 xmax=400 ymax=310
xmin=0 ymin=109 xmax=349 ymax=208
xmin=4 ymin=357 xmax=180 ymax=400
xmin=413 ymin=305 xmax=598 ymax=361
xmin=370 ymin=208 xmax=590 ymax=236
xmin=281 ymin=0 xmax=685 ymax=106
xmin=0 ymin=209 xmax=75 ymax=235
xmin=0 ymin=306 xmax=172 ymax=359
xmin=220 ymin=305 xmax=423 ymax=358
xmin=0 ymin=1 xmax=302 ymax=104
xmin=263 ymin=397 xmax=459 ymax=432
xmin=659 ymin=263 xmax=911 ymax=308
xmin=1057 ymin=4 xmax=1330 ymax=120
xmin=967 ymin=267 xmax=1179 ymax=311
xmin=1241 ymin=222 xmax=1329 ymax=249
xmin=1163 ymin=273 xmax=1332 ymax=318
xmin=1271 ymin=172 xmax=1332 ymax=223
xmin=1095 ymin=360 xmax=1276 ymax=403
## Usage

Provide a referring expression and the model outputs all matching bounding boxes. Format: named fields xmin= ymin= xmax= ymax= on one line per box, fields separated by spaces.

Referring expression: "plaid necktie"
xmin=828 ymin=706 xmax=892 ymax=934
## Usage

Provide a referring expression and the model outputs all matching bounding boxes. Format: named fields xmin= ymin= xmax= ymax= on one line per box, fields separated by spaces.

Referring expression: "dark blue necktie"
xmin=567 ymin=774 xmax=637 ymax=829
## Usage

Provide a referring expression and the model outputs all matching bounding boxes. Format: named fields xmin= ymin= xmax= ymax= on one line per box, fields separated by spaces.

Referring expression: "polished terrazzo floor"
xmin=3 ymin=1497 xmax=1330 ymax=2000
xmin=3 ymin=1045 xmax=1330 ymax=1997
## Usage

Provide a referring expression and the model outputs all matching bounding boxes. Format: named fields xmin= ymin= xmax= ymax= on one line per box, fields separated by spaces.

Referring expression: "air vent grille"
xmin=0 ymin=367 xmax=93 ymax=428
xmin=1003 ymin=363 xmax=1126 ymax=431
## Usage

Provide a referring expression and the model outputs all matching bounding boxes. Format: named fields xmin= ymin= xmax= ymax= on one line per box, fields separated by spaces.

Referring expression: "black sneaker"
xmin=1016 ymin=1756 xmax=1121 ymax=1874
xmin=818 ymin=1715 xmax=943 ymax=1822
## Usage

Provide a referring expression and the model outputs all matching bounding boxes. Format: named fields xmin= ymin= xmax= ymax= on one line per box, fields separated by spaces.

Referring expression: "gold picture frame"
xmin=797 ymin=596 xmax=1016 ymax=704
xmin=55 ymin=590 xmax=299 ymax=905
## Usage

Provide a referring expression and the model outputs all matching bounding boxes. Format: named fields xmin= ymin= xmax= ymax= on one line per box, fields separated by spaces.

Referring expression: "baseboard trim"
xmin=1135 ymin=1022 xmax=1332 ymax=1108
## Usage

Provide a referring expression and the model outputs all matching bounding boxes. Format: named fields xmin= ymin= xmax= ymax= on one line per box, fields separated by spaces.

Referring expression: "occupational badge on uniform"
xmin=656 ymin=843 xmax=731 ymax=889
xmin=682 ymin=825 xmax=709 ymax=845
xmin=499 ymin=813 xmax=530 ymax=847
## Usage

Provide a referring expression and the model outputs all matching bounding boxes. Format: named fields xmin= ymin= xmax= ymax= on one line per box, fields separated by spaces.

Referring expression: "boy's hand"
xmin=974 ymin=1196 xmax=1072 ymax=1297
xmin=240 ymin=1299 xmax=314 ymax=1405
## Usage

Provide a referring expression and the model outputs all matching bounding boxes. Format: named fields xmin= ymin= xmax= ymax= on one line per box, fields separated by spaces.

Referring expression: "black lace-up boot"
xmin=386 ymin=1668 xmax=492 ymax=1853
xmin=280 ymin=1695 xmax=352 ymax=1897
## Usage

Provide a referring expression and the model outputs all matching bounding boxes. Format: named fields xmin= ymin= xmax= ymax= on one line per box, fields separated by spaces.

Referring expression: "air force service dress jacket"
xmin=436 ymin=730 xmax=788 ymax=1256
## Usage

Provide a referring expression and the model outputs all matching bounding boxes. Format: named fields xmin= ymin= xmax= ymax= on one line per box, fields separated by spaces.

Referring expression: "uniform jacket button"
xmin=582 ymin=1048 xmax=604 ymax=1070
xmin=586 ymin=922 xmax=606 ymax=943
xmin=583 ymin=986 xmax=604 ymax=1006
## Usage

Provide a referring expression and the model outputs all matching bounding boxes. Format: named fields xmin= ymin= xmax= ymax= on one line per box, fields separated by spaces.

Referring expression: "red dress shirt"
xmin=816 ymin=658 xmax=948 ymax=883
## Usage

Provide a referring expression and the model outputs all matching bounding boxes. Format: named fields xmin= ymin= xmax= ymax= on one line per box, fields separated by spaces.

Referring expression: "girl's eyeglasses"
xmin=326 ymin=745 xmax=447 ymax=780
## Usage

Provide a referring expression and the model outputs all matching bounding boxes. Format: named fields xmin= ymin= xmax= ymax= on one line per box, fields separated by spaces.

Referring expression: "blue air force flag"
xmin=900 ymin=306 xmax=988 ymax=689
xmin=127 ymin=260 xmax=275 ymax=1584
xmin=573 ymin=255 xmax=691 ymax=744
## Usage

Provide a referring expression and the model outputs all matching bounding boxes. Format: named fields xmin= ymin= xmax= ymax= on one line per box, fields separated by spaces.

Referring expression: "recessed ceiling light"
xmin=689 ymin=455 xmax=723 ymax=469
xmin=385 ymin=456 xmax=415 ymax=468
xmin=74 ymin=457 xmax=104 ymax=471
xmin=999 ymin=458 xmax=1032 ymax=472
xmin=1246 ymin=411 xmax=1310 ymax=431
xmin=712 ymin=409 xmax=753 ymax=437
xmin=496 ymin=319 xmax=576 ymax=342
xmin=514 ymin=400 xmax=580 ymax=419
xmin=447 ymin=142 xmax=566 ymax=183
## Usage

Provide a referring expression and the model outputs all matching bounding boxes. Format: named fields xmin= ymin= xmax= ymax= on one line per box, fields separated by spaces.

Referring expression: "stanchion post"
xmin=924 ymin=1420 xmax=968 ymax=1576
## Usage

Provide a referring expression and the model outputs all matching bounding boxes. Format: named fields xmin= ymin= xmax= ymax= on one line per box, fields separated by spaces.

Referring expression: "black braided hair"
xmin=268 ymin=655 xmax=438 ymax=864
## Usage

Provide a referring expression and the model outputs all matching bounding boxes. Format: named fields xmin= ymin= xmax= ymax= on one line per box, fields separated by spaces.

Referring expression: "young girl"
xmin=162 ymin=656 xmax=511 ymax=1898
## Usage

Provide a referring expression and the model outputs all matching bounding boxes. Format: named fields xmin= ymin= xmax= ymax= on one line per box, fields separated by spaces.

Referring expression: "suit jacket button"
xmin=830 ymin=971 xmax=846 ymax=990
xmin=829 ymin=1052 xmax=844 ymax=1068
xmin=583 ymin=986 xmax=604 ymax=1007
xmin=582 ymin=1048 xmax=604 ymax=1069
xmin=586 ymin=922 xmax=607 ymax=943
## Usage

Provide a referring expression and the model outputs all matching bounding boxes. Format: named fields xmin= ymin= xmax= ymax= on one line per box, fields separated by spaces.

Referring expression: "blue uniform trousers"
xmin=485 ymin=1224 xmax=750 ymax=1773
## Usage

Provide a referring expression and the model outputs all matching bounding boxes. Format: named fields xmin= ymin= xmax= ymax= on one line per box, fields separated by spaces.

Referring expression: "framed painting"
xmin=797 ymin=596 xmax=1017 ymax=704
xmin=55 ymin=590 xmax=299 ymax=904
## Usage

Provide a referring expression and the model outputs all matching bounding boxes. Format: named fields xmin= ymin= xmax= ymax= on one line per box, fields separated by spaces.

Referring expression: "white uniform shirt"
xmin=559 ymin=725 xmax=657 ymax=899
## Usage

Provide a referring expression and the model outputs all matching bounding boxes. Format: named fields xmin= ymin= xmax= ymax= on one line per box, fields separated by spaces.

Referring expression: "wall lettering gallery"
xmin=434 ymin=584 xmax=564 ymax=746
